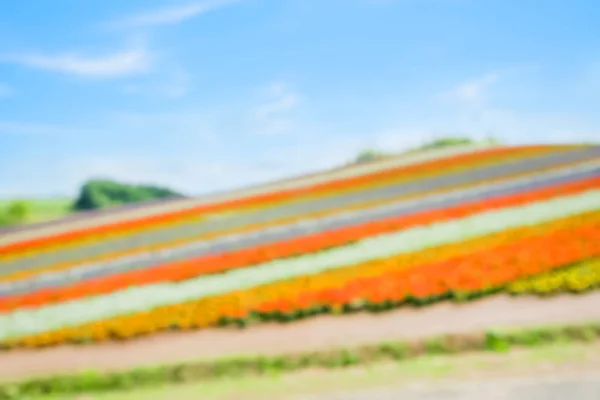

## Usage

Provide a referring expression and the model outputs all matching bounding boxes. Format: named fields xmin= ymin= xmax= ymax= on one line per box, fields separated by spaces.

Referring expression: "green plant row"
xmin=1 ymin=321 xmax=599 ymax=399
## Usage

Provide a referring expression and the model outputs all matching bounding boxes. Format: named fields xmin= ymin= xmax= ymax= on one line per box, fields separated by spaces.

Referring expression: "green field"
xmin=0 ymin=198 xmax=72 ymax=225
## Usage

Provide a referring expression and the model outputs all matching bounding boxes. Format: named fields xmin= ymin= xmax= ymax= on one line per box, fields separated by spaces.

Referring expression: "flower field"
xmin=0 ymin=144 xmax=599 ymax=350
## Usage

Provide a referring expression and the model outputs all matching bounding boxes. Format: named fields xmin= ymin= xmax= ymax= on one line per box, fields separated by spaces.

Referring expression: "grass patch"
xmin=0 ymin=198 xmax=72 ymax=224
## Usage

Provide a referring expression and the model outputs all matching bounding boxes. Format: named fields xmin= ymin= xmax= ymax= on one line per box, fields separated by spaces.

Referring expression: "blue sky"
xmin=0 ymin=0 xmax=599 ymax=198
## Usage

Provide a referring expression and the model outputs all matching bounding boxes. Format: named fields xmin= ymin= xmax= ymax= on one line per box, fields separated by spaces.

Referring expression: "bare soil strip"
xmin=2 ymin=292 xmax=599 ymax=381
xmin=292 ymin=371 xmax=600 ymax=400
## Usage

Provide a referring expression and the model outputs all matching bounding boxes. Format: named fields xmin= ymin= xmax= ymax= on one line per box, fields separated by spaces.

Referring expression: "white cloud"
xmin=436 ymin=72 xmax=500 ymax=105
xmin=0 ymin=151 xmax=316 ymax=198
xmin=62 ymin=157 xmax=292 ymax=196
xmin=0 ymin=83 xmax=13 ymax=98
xmin=454 ymin=72 xmax=499 ymax=101
xmin=429 ymin=69 xmax=600 ymax=145
xmin=1 ymin=48 xmax=152 ymax=78
xmin=454 ymin=106 xmax=600 ymax=145
xmin=3 ymin=67 xmax=598 ymax=199
xmin=251 ymin=81 xmax=301 ymax=136
xmin=107 ymin=0 xmax=242 ymax=29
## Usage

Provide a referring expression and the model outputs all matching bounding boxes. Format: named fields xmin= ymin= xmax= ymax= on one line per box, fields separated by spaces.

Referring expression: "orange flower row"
xmin=252 ymin=223 xmax=600 ymax=314
xmin=0 ymin=145 xmax=563 ymax=256
xmin=1 ymin=174 xmax=598 ymax=312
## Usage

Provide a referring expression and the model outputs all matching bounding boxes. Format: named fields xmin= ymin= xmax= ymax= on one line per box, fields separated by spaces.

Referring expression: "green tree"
xmin=71 ymin=179 xmax=184 ymax=211
xmin=418 ymin=136 xmax=474 ymax=150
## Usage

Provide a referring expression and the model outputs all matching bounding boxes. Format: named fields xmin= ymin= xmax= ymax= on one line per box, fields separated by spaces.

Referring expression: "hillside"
xmin=0 ymin=143 xmax=599 ymax=398
xmin=0 ymin=138 xmax=486 ymax=236
xmin=0 ymin=142 xmax=494 ymax=246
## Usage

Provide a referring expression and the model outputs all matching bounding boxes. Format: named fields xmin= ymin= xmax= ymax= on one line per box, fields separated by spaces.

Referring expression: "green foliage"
xmin=332 ymin=349 xmax=361 ymax=367
xmin=71 ymin=179 xmax=184 ymax=211
xmin=418 ymin=136 xmax=475 ymax=150
xmin=377 ymin=341 xmax=409 ymax=359
xmin=424 ymin=337 xmax=450 ymax=355
xmin=0 ymin=200 xmax=31 ymax=226
xmin=354 ymin=149 xmax=389 ymax=164
xmin=485 ymin=330 xmax=511 ymax=352
xmin=6 ymin=201 xmax=30 ymax=221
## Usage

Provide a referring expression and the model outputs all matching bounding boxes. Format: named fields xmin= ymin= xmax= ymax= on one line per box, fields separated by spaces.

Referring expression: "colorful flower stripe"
xmin=217 ymin=212 xmax=600 ymax=315
xmin=252 ymin=222 xmax=600 ymax=314
xmin=2 ymin=174 xmax=598 ymax=310
xmin=4 ymin=156 xmax=599 ymax=284
xmin=1 ymin=145 xmax=566 ymax=266
xmin=184 ymin=211 xmax=600 ymax=320
xmin=0 ymin=143 xmax=493 ymax=248
xmin=7 ymin=213 xmax=600 ymax=347
xmin=508 ymin=258 xmax=600 ymax=295
xmin=0 ymin=189 xmax=599 ymax=341
xmin=3 ymin=161 xmax=599 ymax=295
xmin=3 ymin=173 xmax=594 ymax=302
xmin=2 ymin=150 xmax=578 ymax=277
xmin=2 ymin=147 xmax=549 ymax=269
xmin=9 ymin=145 xmax=599 ymax=280
xmin=0 ymin=145 xmax=565 ymax=257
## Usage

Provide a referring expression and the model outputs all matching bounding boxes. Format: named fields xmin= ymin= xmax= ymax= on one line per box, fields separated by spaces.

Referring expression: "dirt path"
xmin=2 ymin=292 xmax=600 ymax=381
xmin=295 ymin=372 xmax=600 ymax=400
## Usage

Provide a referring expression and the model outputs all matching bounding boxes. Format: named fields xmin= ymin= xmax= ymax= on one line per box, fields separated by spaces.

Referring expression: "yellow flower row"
xmin=508 ymin=258 xmax=600 ymax=295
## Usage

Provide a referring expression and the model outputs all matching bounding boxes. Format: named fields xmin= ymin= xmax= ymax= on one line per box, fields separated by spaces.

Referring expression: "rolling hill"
xmin=0 ymin=142 xmax=599 ymax=397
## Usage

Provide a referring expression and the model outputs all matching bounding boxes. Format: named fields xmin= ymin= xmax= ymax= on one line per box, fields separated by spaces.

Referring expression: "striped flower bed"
xmin=2 ymin=156 xmax=599 ymax=288
xmin=0 ymin=174 xmax=598 ymax=311
xmin=0 ymin=145 xmax=586 ymax=266
xmin=0 ymin=144 xmax=598 ymax=349
xmin=3 ymin=144 xmax=540 ymax=256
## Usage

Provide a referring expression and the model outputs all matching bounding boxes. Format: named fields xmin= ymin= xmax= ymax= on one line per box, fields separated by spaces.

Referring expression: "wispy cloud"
xmin=0 ymin=48 xmax=152 ymax=78
xmin=429 ymin=68 xmax=600 ymax=144
xmin=436 ymin=72 xmax=501 ymax=105
xmin=453 ymin=72 xmax=500 ymax=102
xmin=106 ymin=0 xmax=242 ymax=30
xmin=252 ymin=81 xmax=301 ymax=136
